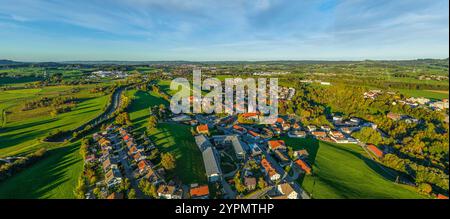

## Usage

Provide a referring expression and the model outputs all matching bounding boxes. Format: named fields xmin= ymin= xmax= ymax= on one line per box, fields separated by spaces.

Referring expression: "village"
xmin=76 ymin=85 xmax=406 ymax=200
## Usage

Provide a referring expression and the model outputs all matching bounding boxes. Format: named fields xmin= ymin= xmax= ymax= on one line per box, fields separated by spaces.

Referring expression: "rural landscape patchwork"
xmin=0 ymin=0 xmax=449 ymax=201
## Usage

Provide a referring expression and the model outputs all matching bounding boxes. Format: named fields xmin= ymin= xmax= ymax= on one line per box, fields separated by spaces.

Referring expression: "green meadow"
xmin=281 ymin=136 xmax=425 ymax=199
xmin=0 ymin=85 xmax=110 ymax=198
xmin=126 ymin=88 xmax=207 ymax=184
xmin=396 ymin=89 xmax=449 ymax=100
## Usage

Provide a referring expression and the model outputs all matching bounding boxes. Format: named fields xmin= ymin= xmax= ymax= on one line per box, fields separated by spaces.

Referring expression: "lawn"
xmin=0 ymin=86 xmax=109 ymax=156
xmin=0 ymin=141 xmax=83 ymax=199
xmin=148 ymin=123 xmax=207 ymax=184
xmin=280 ymin=136 xmax=426 ymax=199
xmin=125 ymin=88 xmax=207 ymax=184
xmin=0 ymin=85 xmax=110 ymax=199
xmin=126 ymin=89 xmax=168 ymax=133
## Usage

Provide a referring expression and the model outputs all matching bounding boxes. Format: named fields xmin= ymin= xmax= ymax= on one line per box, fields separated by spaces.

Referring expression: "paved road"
xmin=45 ymin=87 xmax=125 ymax=142
xmin=117 ymin=144 xmax=145 ymax=198
xmin=243 ymin=186 xmax=274 ymax=199
xmin=221 ymin=179 xmax=237 ymax=199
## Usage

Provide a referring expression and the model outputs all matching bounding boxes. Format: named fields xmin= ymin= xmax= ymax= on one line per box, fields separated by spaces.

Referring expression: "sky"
xmin=0 ymin=0 xmax=448 ymax=61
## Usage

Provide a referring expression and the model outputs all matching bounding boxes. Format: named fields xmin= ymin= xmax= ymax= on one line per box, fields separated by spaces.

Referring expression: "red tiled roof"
xmin=268 ymin=140 xmax=285 ymax=150
xmin=311 ymin=131 xmax=327 ymax=137
xmin=241 ymin=112 xmax=259 ymax=118
xmin=248 ymin=130 xmax=260 ymax=137
xmin=295 ymin=159 xmax=311 ymax=174
xmin=233 ymin=125 xmax=245 ymax=131
xmin=196 ymin=124 xmax=209 ymax=133
xmin=276 ymin=117 xmax=285 ymax=123
xmin=123 ymin=135 xmax=130 ymax=141
xmin=367 ymin=144 xmax=384 ymax=158
xmin=138 ymin=160 xmax=149 ymax=171
xmin=261 ymin=158 xmax=278 ymax=177
xmin=437 ymin=194 xmax=449 ymax=199
xmin=190 ymin=185 xmax=209 ymax=197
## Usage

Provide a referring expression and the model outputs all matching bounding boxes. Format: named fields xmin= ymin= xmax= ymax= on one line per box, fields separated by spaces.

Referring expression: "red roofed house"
xmin=267 ymin=140 xmax=287 ymax=151
xmin=261 ymin=158 xmax=281 ymax=181
xmin=311 ymin=131 xmax=327 ymax=138
xmin=241 ymin=112 xmax=259 ymax=121
xmin=367 ymin=144 xmax=384 ymax=158
xmin=138 ymin=160 xmax=149 ymax=173
xmin=247 ymin=130 xmax=260 ymax=141
xmin=233 ymin=125 xmax=247 ymax=135
xmin=276 ymin=117 xmax=285 ymax=124
xmin=190 ymin=185 xmax=209 ymax=199
xmin=295 ymin=159 xmax=311 ymax=174
xmin=123 ymin=135 xmax=130 ymax=141
xmin=437 ymin=194 xmax=449 ymax=199
xmin=196 ymin=124 xmax=209 ymax=135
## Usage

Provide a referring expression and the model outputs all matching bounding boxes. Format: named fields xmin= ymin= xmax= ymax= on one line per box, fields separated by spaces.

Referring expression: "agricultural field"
xmin=280 ymin=136 xmax=426 ymax=199
xmin=396 ymin=89 xmax=449 ymax=100
xmin=0 ymin=85 xmax=111 ymax=198
xmin=0 ymin=140 xmax=83 ymax=199
xmin=126 ymin=89 xmax=168 ymax=133
xmin=0 ymin=85 xmax=110 ymax=156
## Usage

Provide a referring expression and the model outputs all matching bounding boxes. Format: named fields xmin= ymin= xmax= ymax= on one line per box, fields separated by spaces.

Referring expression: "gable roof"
xmin=196 ymin=124 xmax=209 ymax=133
xmin=190 ymin=185 xmax=209 ymax=197
xmin=367 ymin=144 xmax=384 ymax=158
xmin=295 ymin=159 xmax=311 ymax=174
xmin=261 ymin=158 xmax=279 ymax=178
xmin=202 ymin=147 xmax=222 ymax=177
xmin=268 ymin=140 xmax=286 ymax=150
xmin=138 ymin=160 xmax=149 ymax=171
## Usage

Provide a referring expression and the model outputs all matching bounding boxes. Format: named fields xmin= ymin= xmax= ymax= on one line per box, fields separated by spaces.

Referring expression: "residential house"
xmin=293 ymin=150 xmax=309 ymax=159
xmin=102 ymin=157 xmax=117 ymax=172
xmin=329 ymin=130 xmax=348 ymax=143
xmin=274 ymin=150 xmax=290 ymax=163
xmin=311 ymin=131 xmax=327 ymax=139
xmin=320 ymin=125 xmax=331 ymax=131
xmin=295 ymin=159 xmax=311 ymax=175
xmin=157 ymin=184 xmax=182 ymax=199
xmin=267 ymin=140 xmax=287 ymax=151
xmin=276 ymin=183 xmax=299 ymax=199
xmin=306 ymin=125 xmax=317 ymax=132
xmin=232 ymin=125 xmax=247 ymax=135
xmin=105 ymin=167 xmax=122 ymax=188
xmin=190 ymin=185 xmax=210 ymax=199
xmin=387 ymin=112 xmax=402 ymax=121
xmin=288 ymin=130 xmax=306 ymax=138
xmin=244 ymin=177 xmax=257 ymax=191
xmin=261 ymin=158 xmax=281 ymax=181
xmin=196 ymin=124 xmax=209 ymax=135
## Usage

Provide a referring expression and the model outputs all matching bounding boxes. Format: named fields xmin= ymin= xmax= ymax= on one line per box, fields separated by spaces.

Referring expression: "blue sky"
xmin=0 ymin=0 xmax=448 ymax=61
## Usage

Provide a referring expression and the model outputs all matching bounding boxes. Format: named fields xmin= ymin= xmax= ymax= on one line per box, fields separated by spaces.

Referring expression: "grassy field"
xmin=0 ymin=86 xmax=109 ymax=156
xmin=126 ymin=89 xmax=168 ymax=133
xmin=0 ymin=141 xmax=83 ymax=199
xmin=148 ymin=123 xmax=207 ymax=184
xmin=396 ymin=89 xmax=449 ymax=100
xmin=0 ymin=85 xmax=110 ymax=199
xmin=125 ymin=88 xmax=207 ymax=184
xmin=280 ymin=136 xmax=426 ymax=199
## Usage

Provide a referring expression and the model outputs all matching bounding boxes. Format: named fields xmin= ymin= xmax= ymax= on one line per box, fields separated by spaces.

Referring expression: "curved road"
xmin=45 ymin=87 xmax=125 ymax=142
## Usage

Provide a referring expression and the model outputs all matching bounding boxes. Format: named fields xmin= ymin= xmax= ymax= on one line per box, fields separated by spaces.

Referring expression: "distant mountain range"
xmin=0 ymin=58 xmax=448 ymax=66
xmin=0 ymin=60 xmax=24 ymax=65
